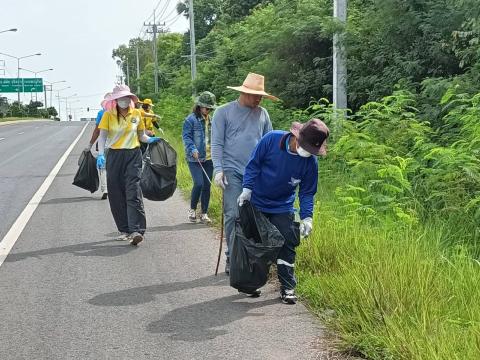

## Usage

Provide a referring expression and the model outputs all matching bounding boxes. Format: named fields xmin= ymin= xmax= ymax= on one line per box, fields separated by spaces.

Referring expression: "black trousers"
xmin=262 ymin=212 xmax=300 ymax=290
xmin=106 ymin=148 xmax=146 ymax=235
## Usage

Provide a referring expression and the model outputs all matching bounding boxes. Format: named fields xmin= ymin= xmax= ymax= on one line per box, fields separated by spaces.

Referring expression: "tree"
xmin=7 ymin=102 xmax=27 ymax=117
xmin=177 ymin=0 xmax=222 ymax=42
xmin=47 ymin=106 xmax=58 ymax=117
xmin=112 ymin=38 xmax=153 ymax=90
xmin=0 ymin=97 xmax=8 ymax=118
xmin=220 ymin=0 xmax=272 ymax=24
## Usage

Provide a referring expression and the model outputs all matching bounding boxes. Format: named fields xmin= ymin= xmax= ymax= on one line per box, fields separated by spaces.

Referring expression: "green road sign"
xmin=0 ymin=78 xmax=43 ymax=93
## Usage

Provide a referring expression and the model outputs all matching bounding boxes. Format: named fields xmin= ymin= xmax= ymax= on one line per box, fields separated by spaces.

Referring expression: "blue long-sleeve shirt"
xmin=243 ymin=130 xmax=319 ymax=219
xmin=211 ymin=100 xmax=272 ymax=175
xmin=95 ymin=109 xmax=105 ymax=125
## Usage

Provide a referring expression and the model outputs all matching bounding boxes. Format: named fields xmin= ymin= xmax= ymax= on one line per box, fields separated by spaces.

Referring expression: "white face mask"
xmin=117 ymin=98 xmax=130 ymax=109
xmin=297 ymin=146 xmax=312 ymax=158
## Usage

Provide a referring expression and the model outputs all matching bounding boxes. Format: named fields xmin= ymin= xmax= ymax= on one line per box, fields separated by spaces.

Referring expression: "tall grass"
xmin=296 ymin=164 xmax=480 ymax=359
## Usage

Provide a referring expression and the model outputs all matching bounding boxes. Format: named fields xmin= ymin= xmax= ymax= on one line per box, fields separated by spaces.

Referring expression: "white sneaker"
xmin=115 ymin=232 xmax=129 ymax=241
xmin=188 ymin=209 xmax=197 ymax=223
xmin=128 ymin=232 xmax=144 ymax=246
xmin=199 ymin=213 xmax=212 ymax=224
xmin=280 ymin=289 xmax=297 ymax=304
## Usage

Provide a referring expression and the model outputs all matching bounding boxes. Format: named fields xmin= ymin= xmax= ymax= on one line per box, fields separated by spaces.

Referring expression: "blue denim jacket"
xmin=182 ymin=112 xmax=208 ymax=162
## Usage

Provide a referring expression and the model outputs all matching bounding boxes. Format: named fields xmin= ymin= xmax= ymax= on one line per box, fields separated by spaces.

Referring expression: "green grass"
xmin=295 ymin=167 xmax=480 ymax=359
xmin=158 ymin=94 xmax=480 ymax=359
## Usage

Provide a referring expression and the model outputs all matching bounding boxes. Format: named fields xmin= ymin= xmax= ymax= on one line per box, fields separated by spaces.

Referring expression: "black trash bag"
xmin=140 ymin=139 xmax=177 ymax=201
xmin=230 ymin=201 xmax=285 ymax=294
xmin=72 ymin=150 xmax=99 ymax=193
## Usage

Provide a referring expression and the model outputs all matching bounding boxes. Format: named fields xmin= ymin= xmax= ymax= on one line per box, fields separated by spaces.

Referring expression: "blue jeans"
xmin=262 ymin=212 xmax=300 ymax=290
xmin=187 ymin=160 xmax=213 ymax=214
xmin=223 ymin=170 xmax=244 ymax=258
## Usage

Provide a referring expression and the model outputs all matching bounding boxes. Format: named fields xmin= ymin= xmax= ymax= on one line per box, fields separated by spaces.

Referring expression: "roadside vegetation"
xmin=116 ymin=1 xmax=480 ymax=358
xmin=0 ymin=98 xmax=57 ymax=119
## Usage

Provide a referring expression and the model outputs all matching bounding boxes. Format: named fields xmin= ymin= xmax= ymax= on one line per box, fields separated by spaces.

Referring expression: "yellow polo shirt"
xmin=98 ymin=108 xmax=145 ymax=149
xmin=140 ymin=109 xmax=155 ymax=132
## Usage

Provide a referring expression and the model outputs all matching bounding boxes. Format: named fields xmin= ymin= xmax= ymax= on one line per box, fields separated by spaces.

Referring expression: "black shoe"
xmin=225 ymin=258 xmax=230 ymax=275
xmin=280 ymin=289 xmax=297 ymax=304
xmin=101 ymin=193 xmax=108 ymax=200
xmin=238 ymin=289 xmax=261 ymax=298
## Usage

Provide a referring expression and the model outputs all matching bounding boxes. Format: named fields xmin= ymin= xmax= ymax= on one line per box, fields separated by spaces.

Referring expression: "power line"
xmin=163 ymin=13 xmax=182 ymax=29
xmin=157 ymin=0 xmax=172 ymax=20
xmin=153 ymin=0 xmax=163 ymax=12
xmin=161 ymin=2 xmax=181 ymax=22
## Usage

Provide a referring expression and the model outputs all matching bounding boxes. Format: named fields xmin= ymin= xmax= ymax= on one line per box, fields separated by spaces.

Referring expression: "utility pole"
xmin=136 ymin=45 xmax=140 ymax=94
xmin=126 ymin=56 xmax=130 ymax=87
xmin=44 ymin=85 xmax=48 ymax=109
xmin=189 ymin=0 xmax=197 ymax=96
xmin=333 ymin=0 xmax=347 ymax=112
xmin=145 ymin=10 xmax=165 ymax=94
xmin=57 ymin=94 xmax=61 ymax=120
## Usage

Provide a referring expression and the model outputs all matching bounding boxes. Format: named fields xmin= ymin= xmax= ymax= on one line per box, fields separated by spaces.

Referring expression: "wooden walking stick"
xmin=215 ymin=191 xmax=224 ymax=276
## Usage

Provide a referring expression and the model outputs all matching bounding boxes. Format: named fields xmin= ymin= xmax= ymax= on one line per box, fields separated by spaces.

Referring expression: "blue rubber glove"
xmin=96 ymin=154 xmax=106 ymax=169
xmin=147 ymin=136 xmax=160 ymax=144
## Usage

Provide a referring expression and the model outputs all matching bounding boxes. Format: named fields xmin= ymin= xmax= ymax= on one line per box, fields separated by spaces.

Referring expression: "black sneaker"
xmin=225 ymin=258 xmax=230 ymax=275
xmin=101 ymin=193 xmax=108 ymax=200
xmin=238 ymin=289 xmax=262 ymax=298
xmin=280 ymin=289 xmax=297 ymax=304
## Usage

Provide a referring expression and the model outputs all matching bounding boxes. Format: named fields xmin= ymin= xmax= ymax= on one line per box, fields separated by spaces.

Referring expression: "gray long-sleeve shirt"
xmin=211 ymin=100 xmax=272 ymax=175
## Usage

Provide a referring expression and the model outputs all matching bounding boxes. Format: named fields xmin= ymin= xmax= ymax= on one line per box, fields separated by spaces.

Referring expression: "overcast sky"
xmin=0 ymin=0 xmax=188 ymax=119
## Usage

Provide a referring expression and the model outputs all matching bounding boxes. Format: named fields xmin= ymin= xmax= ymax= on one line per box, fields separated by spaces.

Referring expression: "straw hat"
xmin=290 ymin=119 xmax=330 ymax=156
xmin=227 ymin=73 xmax=278 ymax=101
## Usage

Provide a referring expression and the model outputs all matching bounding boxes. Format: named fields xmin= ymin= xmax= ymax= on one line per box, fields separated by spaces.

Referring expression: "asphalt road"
xmin=0 ymin=121 xmax=331 ymax=360
xmin=0 ymin=121 xmax=87 ymax=240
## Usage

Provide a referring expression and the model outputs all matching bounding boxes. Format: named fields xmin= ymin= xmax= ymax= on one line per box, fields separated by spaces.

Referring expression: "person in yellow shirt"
xmin=97 ymin=85 xmax=160 ymax=246
xmin=139 ymin=98 xmax=161 ymax=153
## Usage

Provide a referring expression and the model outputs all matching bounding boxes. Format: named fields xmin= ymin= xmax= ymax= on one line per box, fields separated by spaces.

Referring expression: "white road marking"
xmin=0 ymin=138 xmax=5 ymax=141
xmin=18 ymin=132 xmax=24 ymax=135
xmin=0 ymin=122 xmax=89 ymax=268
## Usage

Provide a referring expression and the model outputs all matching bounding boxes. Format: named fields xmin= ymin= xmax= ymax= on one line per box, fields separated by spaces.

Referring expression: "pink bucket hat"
xmin=106 ymin=84 xmax=139 ymax=103
xmin=100 ymin=92 xmax=112 ymax=109
xmin=290 ymin=119 xmax=330 ymax=156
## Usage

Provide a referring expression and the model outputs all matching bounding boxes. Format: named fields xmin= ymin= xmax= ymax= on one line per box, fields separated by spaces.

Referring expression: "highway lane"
xmin=0 ymin=121 xmax=91 ymax=240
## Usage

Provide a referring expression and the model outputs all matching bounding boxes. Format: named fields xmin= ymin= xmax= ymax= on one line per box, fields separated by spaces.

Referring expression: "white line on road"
xmin=18 ymin=132 xmax=24 ymax=135
xmin=0 ymin=138 xmax=5 ymax=141
xmin=0 ymin=122 xmax=89 ymax=268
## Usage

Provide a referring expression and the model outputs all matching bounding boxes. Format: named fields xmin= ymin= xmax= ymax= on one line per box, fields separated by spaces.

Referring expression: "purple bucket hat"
xmin=290 ymin=119 xmax=330 ymax=156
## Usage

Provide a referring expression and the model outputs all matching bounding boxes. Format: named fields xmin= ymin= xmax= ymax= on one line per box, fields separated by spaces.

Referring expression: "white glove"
xmin=237 ymin=188 xmax=252 ymax=206
xmin=299 ymin=217 xmax=313 ymax=237
xmin=214 ymin=172 xmax=228 ymax=189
